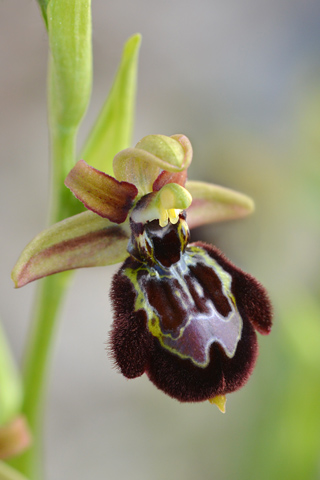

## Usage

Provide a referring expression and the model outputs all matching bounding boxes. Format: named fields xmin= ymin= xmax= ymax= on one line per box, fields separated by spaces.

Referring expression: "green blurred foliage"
xmin=196 ymin=87 xmax=320 ymax=480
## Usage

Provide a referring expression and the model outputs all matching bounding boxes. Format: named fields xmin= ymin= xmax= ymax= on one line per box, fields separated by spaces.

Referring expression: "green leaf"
xmin=11 ymin=211 xmax=130 ymax=288
xmin=80 ymin=33 xmax=141 ymax=175
xmin=185 ymin=180 xmax=255 ymax=228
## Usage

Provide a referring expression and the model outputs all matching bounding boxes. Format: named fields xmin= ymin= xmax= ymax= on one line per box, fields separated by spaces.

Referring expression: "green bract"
xmin=12 ymin=134 xmax=254 ymax=289
xmin=80 ymin=34 xmax=141 ymax=175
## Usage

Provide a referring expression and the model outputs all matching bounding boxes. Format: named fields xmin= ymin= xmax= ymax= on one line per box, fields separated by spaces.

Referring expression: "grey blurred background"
xmin=1 ymin=1 xmax=320 ymax=479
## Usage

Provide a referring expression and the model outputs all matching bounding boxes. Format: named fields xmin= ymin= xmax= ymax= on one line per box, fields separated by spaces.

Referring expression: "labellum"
xmin=110 ymin=207 xmax=272 ymax=405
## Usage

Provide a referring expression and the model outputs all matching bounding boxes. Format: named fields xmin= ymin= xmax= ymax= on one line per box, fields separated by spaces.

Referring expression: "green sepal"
xmin=11 ymin=211 xmax=130 ymax=288
xmin=185 ymin=180 xmax=255 ymax=228
xmin=79 ymin=34 xmax=141 ymax=175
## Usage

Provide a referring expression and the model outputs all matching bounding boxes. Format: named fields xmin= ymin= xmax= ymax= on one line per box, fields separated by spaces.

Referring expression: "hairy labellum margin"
xmin=109 ymin=215 xmax=272 ymax=403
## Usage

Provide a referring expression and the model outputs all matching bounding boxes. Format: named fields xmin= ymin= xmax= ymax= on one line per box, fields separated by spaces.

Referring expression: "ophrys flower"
xmin=12 ymin=134 xmax=272 ymax=410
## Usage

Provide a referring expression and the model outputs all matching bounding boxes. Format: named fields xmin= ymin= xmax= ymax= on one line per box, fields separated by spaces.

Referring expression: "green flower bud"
xmin=47 ymin=0 xmax=92 ymax=130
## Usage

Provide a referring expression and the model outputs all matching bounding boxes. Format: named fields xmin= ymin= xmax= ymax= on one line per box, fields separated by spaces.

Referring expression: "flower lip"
xmin=110 ymin=217 xmax=272 ymax=403
xmin=109 ymin=236 xmax=272 ymax=402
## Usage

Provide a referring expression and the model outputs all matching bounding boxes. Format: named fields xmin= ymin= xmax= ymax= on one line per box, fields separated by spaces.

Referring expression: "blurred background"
xmin=1 ymin=0 xmax=320 ymax=478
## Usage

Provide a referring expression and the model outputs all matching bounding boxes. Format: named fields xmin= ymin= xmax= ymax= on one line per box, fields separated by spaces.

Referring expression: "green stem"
xmin=49 ymin=125 xmax=81 ymax=222
xmin=11 ymin=273 xmax=72 ymax=479
xmin=10 ymin=125 xmax=78 ymax=479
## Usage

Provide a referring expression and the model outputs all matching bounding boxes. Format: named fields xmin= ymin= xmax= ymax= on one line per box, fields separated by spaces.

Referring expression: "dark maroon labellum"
xmin=109 ymin=214 xmax=272 ymax=402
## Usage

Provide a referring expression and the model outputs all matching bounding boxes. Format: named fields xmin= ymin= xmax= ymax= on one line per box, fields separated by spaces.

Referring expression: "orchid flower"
xmin=12 ymin=134 xmax=272 ymax=411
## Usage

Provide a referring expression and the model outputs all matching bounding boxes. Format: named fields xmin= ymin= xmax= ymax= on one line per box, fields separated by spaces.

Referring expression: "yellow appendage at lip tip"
xmin=209 ymin=395 xmax=226 ymax=413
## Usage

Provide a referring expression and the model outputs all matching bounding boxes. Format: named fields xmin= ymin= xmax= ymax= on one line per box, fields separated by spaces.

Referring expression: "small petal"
xmin=152 ymin=169 xmax=187 ymax=191
xmin=12 ymin=211 xmax=130 ymax=288
xmin=185 ymin=180 xmax=255 ymax=228
xmin=65 ymin=160 xmax=138 ymax=223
